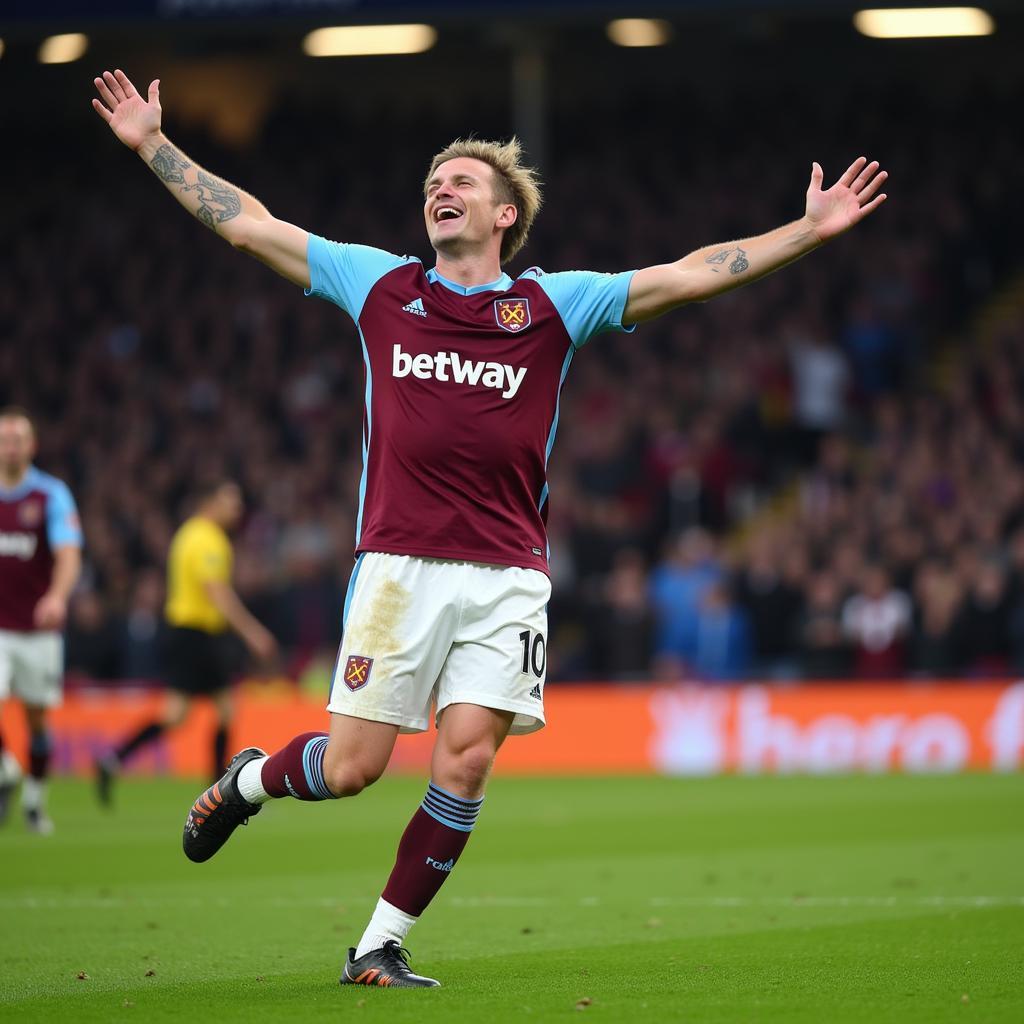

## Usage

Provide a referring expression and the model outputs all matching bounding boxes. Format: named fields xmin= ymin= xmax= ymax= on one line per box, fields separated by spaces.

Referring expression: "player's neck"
xmin=0 ymin=465 xmax=29 ymax=489
xmin=433 ymin=251 xmax=504 ymax=289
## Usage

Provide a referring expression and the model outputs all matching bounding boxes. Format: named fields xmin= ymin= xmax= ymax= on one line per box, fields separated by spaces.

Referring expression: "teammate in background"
xmin=92 ymin=69 xmax=887 ymax=987
xmin=96 ymin=480 xmax=277 ymax=802
xmin=0 ymin=408 xmax=82 ymax=834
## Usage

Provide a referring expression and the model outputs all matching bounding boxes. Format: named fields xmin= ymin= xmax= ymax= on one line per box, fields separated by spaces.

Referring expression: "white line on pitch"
xmin=449 ymin=895 xmax=1024 ymax=909
xmin=0 ymin=894 xmax=1021 ymax=910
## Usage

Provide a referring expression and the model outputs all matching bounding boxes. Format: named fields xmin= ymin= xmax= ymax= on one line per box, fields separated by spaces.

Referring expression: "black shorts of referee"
xmin=161 ymin=625 xmax=235 ymax=696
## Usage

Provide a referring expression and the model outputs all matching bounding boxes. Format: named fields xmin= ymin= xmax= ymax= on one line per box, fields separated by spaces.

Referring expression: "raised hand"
xmin=805 ymin=157 xmax=888 ymax=243
xmin=92 ymin=69 xmax=162 ymax=152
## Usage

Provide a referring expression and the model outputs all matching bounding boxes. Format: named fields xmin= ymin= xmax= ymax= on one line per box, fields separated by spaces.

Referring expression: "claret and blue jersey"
xmin=305 ymin=236 xmax=635 ymax=573
xmin=0 ymin=466 xmax=82 ymax=632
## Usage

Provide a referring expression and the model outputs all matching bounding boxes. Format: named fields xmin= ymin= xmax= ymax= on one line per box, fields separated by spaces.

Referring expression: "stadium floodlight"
xmin=854 ymin=7 xmax=994 ymax=38
xmin=303 ymin=24 xmax=437 ymax=57
xmin=38 ymin=33 xmax=89 ymax=64
xmin=606 ymin=18 xmax=674 ymax=47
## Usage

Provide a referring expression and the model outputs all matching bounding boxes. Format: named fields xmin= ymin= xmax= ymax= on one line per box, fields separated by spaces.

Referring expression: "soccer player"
xmin=92 ymin=69 xmax=887 ymax=987
xmin=0 ymin=408 xmax=82 ymax=834
xmin=96 ymin=480 xmax=277 ymax=802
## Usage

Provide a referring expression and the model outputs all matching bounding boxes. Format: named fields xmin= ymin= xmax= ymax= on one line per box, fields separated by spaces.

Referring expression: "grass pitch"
xmin=0 ymin=772 xmax=1021 ymax=1022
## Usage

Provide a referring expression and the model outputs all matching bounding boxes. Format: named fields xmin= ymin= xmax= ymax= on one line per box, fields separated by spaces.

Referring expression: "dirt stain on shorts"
xmin=344 ymin=577 xmax=412 ymax=669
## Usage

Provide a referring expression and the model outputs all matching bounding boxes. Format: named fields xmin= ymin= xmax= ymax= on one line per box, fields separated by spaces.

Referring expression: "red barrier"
xmin=3 ymin=681 xmax=1023 ymax=776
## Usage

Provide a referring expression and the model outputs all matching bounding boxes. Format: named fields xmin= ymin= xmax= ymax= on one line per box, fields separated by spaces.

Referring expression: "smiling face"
xmin=423 ymin=156 xmax=517 ymax=262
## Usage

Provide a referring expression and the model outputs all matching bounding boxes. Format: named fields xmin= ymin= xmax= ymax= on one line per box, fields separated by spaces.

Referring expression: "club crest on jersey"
xmin=18 ymin=501 xmax=42 ymax=527
xmin=494 ymin=297 xmax=531 ymax=333
xmin=342 ymin=655 xmax=373 ymax=692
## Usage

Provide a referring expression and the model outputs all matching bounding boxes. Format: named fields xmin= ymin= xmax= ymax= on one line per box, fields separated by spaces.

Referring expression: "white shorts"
xmin=0 ymin=629 xmax=64 ymax=709
xmin=327 ymin=553 xmax=551 ymax=735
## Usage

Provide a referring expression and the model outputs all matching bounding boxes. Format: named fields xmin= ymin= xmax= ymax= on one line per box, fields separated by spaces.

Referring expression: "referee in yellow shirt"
xmin=96 ymin=480 xmax=276 ymax=802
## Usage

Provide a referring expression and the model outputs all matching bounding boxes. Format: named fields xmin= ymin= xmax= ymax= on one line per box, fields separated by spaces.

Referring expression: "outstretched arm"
xmin=92 ymin=69 xmax=310 ymax=288
xmin=623 ymin=157 xmax=888 ymax=324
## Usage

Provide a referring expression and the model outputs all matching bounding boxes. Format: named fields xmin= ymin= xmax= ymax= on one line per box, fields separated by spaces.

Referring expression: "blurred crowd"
xmin=3 ymin=66 xmax=1024 ymax=683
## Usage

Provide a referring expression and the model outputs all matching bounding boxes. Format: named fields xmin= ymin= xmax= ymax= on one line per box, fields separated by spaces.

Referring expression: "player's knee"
xmin=322 ymin=757 xmax=385 ymax=798
xmin=437 ymin=743 xmax=495 ymax=798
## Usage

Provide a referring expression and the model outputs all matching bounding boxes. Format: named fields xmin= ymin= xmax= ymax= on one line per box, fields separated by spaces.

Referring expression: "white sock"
xmin=0 ymin=751 xmax=22 ymax=785
xmin=236 ymin=756 xmax=271 ymax=804
xmin=21 ymin=776 xmax=45 ymax=812
xmin=354 ymin=898 xmax=418 ymax=959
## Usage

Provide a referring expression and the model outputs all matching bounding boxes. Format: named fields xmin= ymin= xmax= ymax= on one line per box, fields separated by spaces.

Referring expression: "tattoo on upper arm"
xmin=150 ymin=144 xmax=191 ymax=184
xmin=705 ymin=246 xmax=750 ymax=275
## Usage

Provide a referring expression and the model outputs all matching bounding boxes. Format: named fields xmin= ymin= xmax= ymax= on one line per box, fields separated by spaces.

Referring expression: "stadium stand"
xmin=3 ymin=64 xmax=1023 ymax=682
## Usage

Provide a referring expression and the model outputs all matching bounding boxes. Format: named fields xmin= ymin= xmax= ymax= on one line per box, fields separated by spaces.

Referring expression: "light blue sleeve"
xmin=530 ymin=269 xmax=638 ymax=349
xmin=304 ymin=235 xmax=412 ymax=320
xmin=44 ymin=478 xmax=82 ymax=548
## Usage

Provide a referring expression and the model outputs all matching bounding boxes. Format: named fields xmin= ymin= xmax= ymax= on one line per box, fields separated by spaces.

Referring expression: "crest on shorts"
xmin=494 ymin=297 xmax=531 ymax=333
xmin=18 ymin=501 xmax=42 ymax=528
xmin=342 ymin=655 xmax=373 ymax=692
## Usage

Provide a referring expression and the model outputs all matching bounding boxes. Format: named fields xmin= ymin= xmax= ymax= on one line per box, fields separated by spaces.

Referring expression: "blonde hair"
xmin=424 ymin=137 xmax=543 ymax=263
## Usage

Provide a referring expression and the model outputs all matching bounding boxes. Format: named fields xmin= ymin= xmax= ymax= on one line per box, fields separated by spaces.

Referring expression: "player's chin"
xmin=430 ymin=219 xmax=463 ymax=238
xmin=428 ymin=222 xmax=467 ymax=250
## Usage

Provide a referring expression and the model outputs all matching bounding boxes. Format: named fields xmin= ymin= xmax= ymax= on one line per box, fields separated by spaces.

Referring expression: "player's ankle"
xmin=236 ymin=755 xmax=271 ymax=804
xmin=354 ymin=898 xmax=418 ymax=959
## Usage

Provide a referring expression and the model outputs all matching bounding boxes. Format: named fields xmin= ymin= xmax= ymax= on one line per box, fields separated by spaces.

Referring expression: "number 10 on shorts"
xmin=518 ymin=630 xmax=546 ymax=677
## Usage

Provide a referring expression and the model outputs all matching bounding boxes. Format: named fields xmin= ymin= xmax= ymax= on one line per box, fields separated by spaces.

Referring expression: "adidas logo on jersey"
xmin=392 ymin=344 xmax=527 ymax=400
xmin=402 ymin=297 xmax=427 ymax=317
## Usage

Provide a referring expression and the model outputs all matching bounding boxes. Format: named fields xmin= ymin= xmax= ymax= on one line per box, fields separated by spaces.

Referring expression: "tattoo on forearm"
xmin=150 ymin=144 xmax=191 ymax=184
xmin=705 ymin=246 xmax=750 ymax=275
xmin=191 ymin=170 xmax=242 ymax=227
xmin=149 ymin=145 xmax=242 ymax=228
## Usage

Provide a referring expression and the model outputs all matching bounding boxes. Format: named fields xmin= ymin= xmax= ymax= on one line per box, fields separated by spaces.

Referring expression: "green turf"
xmin=0 ymin=773 xmax=1021 ymax=1022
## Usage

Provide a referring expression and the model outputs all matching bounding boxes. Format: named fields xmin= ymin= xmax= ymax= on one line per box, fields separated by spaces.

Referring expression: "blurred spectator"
xmin=650 ymin=529 xmax=722 ymax=671
xmin=734 ymin=536 xmax=803 ymax=678
xmin=798 ymin=572 xmax=851 ymax=680
xmin=958 ymin=560 xmax=1012 ymax=677
xmin=788 ymin=320 xmax=850 ymax=463
xmin=121 ymin=569 xmax=165 ymax=679
xmin=841 ymin=565 xmax=912 ymax=678
xmin=910 ymin=562 xmax=963 ymax=677
xmin=66 ymin=591 xmax=122 ymax=680
xmin=689 ymin=581 xmax=752 ymax=682
xmin=586 ymin=549 xmax=656 ymax=679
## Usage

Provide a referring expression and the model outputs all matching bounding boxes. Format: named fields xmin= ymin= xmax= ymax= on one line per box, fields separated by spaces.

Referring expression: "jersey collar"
xmin=0 ymin=465 xmax=40 ymax=501
xmin=426 ymin=267 xmax=513 ymax=295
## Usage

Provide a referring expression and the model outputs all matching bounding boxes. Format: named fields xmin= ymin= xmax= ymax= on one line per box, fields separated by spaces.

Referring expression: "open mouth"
xmin=433 ymin=206 xmax=464 ymax=223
